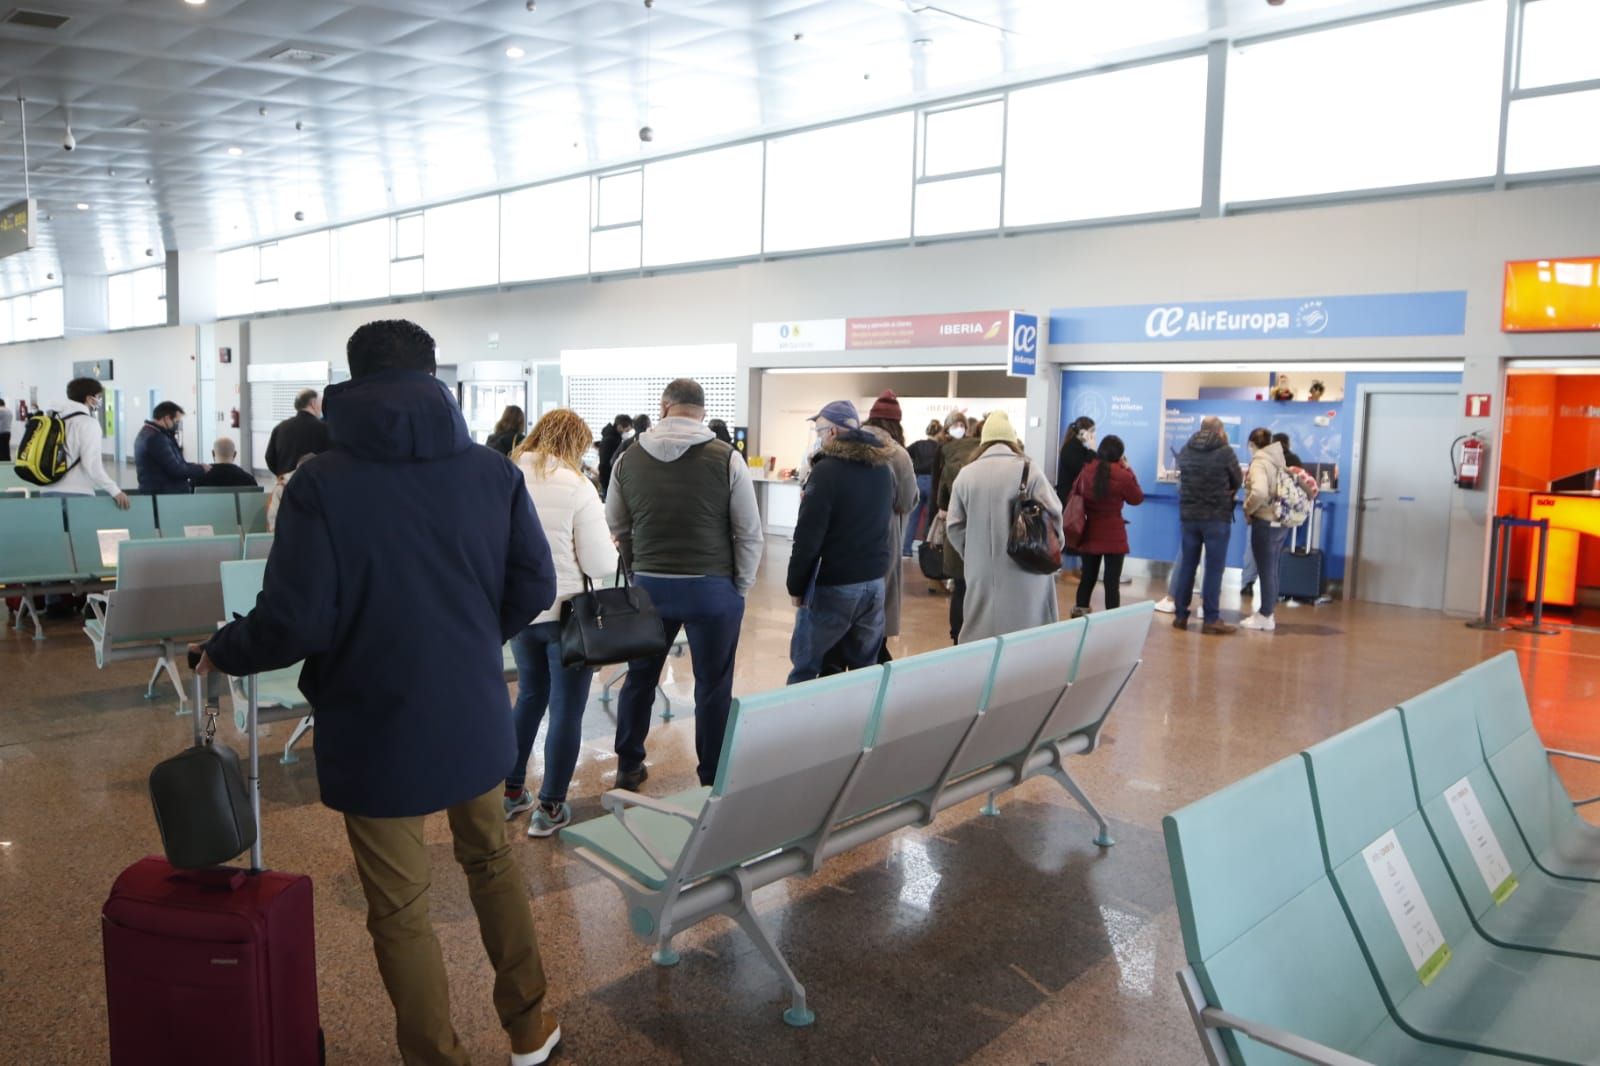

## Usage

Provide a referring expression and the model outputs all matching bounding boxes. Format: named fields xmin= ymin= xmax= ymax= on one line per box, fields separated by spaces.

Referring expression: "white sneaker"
xmin=1153 ymin=597 xmax=1176 ymax=614
xmin=1240 ymin=612 xmax=1276 ymax=632
xmin=510 ymin=1022 xmax=561 ymax=1066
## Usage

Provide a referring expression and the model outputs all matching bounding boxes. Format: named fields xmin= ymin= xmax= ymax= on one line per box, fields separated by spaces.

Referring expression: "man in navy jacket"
xmin=134 ymin=401 xmax=206 ymax=494
xmin=196 ymin=319 xmax=563 ymax=1066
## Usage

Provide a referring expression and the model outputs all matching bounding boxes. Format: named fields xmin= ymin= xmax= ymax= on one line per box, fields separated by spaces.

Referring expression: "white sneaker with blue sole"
xmin=528 ymin=801 xmax=572 ymax=838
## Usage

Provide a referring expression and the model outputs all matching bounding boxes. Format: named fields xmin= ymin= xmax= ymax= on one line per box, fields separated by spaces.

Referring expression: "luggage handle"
xmin=166 ymin=867 xmax=249 ymax=892
xmin=188 ymin=645 xmax=264 ymax=874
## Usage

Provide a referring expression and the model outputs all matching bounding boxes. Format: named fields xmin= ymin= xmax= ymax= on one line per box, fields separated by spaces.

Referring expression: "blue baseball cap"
xmin=809 ymin=400 xmax=860 ymax=430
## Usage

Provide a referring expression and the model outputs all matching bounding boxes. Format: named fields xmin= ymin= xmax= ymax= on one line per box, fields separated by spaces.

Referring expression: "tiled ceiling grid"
xmin=0 ymin=0 xmax=1440 ymax=294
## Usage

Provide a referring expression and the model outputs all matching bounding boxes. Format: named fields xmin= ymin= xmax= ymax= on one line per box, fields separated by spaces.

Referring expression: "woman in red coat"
xmin=1069 ymin=435 xmax=1144 ymax=616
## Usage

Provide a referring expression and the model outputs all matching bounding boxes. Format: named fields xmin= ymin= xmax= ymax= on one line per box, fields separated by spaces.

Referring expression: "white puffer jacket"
xmin=517 ymin=453 xmax=620 ymax=625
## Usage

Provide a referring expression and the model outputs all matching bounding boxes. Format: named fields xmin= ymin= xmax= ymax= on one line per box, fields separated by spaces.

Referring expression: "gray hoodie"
xmin=605 ymin=415 xmax=765 ymax=594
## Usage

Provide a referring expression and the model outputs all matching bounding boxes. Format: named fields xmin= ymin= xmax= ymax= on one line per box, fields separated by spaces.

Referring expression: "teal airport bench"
xmin=1169 ymin=652 xmax=1600 ymax=1065
xmin=219 ymin=559 xmax=314 ymax=765
xmin=1 ymin=497 xmax=88 ymax=639
xmin=563 ymin=601 xmax=1152 ymax=1026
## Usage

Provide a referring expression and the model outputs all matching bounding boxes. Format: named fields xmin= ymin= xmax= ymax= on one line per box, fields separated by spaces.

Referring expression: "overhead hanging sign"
xmin=1503 ymin=258 xmax=1600 ymax=333
xmin=0 ymin=199 xmax=35 ymax=261
xmin=1007 ymin=311 xmax=1039 ymax=378
xmin=846 ymin=310 xmax=1010 ymax=350
xmin=1050 ymin=291 xmax=1469 ymax=344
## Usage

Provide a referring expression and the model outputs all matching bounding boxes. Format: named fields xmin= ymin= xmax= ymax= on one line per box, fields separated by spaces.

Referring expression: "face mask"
xmin=949 ymin=424 xmax=966 ymax=439
xmin=622 ymin=429 xmax=635 ymax=439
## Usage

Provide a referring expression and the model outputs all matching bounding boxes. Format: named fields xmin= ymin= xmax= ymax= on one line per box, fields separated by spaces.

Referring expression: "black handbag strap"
xmin=1017 ymin=460 xmax=1032 ymax=498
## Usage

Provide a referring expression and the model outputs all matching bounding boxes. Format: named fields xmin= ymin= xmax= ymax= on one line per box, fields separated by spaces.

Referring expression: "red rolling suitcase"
xmin=103 ymin=671 xmax=323 ymax=1065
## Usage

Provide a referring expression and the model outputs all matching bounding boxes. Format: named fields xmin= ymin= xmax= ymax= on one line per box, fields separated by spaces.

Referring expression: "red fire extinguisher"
xmin=1454 ymin=434 xmax=1486 ymax=489
xmin=230 ymin=407 xmax=240 ymax=429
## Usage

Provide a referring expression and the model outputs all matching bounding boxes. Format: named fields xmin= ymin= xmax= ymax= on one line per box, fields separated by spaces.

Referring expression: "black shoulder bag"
xmin=1007 ymin=461 xmax=1064 ymax=575
xmin=147 ymin=654 xmax=258 ymax=869
xmin=559 ymin=566 xmax=669 ymax=669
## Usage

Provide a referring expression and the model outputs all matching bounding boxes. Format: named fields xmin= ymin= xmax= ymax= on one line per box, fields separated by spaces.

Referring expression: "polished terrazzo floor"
xmin=4 ymin=542 xmax=1599 ymax=1065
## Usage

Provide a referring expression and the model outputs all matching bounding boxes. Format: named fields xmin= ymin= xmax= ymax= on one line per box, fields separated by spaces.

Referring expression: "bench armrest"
xmin=600 ymin=789 xmax=702 ymax=823
xmin=1548 ymin=747 xmax=1600 ymax=765
xmin=1201 ymin=1007 xmax=1375 ymax=1066
xmin=599 ymin=789 xmax=703 ymax=881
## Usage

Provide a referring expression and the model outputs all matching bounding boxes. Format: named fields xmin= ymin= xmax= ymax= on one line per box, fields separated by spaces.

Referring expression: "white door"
xmin=1355 ymin=391 xmax=1457 ymax=610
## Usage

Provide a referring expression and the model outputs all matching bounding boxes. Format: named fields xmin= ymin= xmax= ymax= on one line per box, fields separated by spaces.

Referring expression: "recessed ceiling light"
xmin=75 ymin=202 xmax=88 ymax=210
xmin=184 ymin=0 xmax=206 ymax=6
xmin=505 ymin=45 xmax=525 ymax=58
xmin=226 ymin=146 xmax=243 ymax=156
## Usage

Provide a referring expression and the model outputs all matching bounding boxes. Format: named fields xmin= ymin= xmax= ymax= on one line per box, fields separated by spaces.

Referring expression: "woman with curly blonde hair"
xmin=503 ymin=409 xmax=618 ymax=837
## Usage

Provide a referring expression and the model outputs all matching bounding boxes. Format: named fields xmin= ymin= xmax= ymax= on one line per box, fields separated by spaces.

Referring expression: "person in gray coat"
xmin=862 ymin=390 xmax=920 ymax=645
xmin=947 ymin=411 xmax=1063 ymax=644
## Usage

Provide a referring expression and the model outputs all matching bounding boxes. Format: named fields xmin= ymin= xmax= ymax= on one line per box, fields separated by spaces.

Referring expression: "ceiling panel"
xmin=0 ymin=0 xmax=1464 ymax=293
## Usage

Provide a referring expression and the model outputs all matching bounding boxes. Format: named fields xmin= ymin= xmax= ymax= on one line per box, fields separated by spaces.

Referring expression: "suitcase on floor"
xmin=1278 ymin=502 xmax=1324 ymax=601
xmin=103 ymin=670 xmax=323 ymax=1066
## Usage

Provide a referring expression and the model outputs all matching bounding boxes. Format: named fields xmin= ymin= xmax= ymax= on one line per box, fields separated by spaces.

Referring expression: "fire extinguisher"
xmin=1453 ymin=434 xmax=1487 ymax=489
xmin=229 ymin=407 xmax=240 ymax=429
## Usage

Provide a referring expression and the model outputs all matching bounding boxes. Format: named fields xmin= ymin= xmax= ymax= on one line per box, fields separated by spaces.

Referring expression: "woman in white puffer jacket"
xmin=503 ymin=409 xmax=619 ymax=838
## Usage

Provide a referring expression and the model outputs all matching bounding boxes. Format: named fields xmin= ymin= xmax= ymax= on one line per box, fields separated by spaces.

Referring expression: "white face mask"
xmin=622 ymin=429 xmax=635 ymax=439
xmin=949 ymin=424 xmax=966 ymax=439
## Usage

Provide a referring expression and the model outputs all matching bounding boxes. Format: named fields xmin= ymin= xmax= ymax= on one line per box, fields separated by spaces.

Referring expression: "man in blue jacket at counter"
xmin=194 ymin=319 xmax=563 ymax=1066
xmin=134 ymin=401 xmax=206 ymax=494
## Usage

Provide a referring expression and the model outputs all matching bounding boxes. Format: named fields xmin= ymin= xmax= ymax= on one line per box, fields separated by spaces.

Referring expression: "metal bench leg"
xmin=598 ymin=664 xmax=625 ymax=709
xmin=281 ymin=715 xmax=313 ymax=765
xmin=651 ymin=935 xmax=680 ymax=967
xmin=144 ymin=657 xmax=166 ymax=701
xmin=17 ymin=597 xmax=44 ymax=641
xmin=657 ymin=685 xmax=673 ymax=722
xmin=1048 ymin=763 xmax=1114 ymax=848
xmin=730 ymin=905 xmax=814 ymax=1027
xmin=980 ymin=790 xmax=1001 ymax=817
xmin=163 ymin=654 xmax=190 ymax=715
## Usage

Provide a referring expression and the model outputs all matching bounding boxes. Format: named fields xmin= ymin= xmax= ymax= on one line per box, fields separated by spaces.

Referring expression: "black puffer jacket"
xmin=1176 ymin=429 xmax=1243 ymax=523
xmin=788 ymin=431 xmax=893 ymax=596
xmin=1056 ymin=435 xmax=1095 ymax=501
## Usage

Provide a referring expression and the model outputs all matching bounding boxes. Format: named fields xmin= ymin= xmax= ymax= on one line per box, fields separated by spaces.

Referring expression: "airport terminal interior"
xmin=5 ymin=1 xmax=1600 ymax=1064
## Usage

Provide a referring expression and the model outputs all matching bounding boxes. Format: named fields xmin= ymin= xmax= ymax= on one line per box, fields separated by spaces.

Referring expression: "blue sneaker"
xmin=503 ymin=789 xmax=535 ymax=820
xmin=528 ymin=801 xmax=572 ymax=838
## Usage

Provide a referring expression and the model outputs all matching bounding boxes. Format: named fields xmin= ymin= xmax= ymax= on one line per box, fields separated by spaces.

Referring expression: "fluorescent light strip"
xmin=764 ymin=363 xmax=1002 ymax=375
xmin=1061 ymin=360 xmax=1464 ymax=374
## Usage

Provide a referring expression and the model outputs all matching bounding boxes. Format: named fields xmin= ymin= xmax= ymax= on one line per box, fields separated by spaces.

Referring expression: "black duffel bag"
xmin=1007 ymin=461 xmax=1063 ymax=576
xmin=559 ymin=570 xmax=669 ymax=669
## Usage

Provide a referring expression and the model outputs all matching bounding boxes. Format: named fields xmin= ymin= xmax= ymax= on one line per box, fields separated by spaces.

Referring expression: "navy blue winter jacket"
xmin=205 ymin=370 xmax=557 ymax=818
xmin=134 ymin=421 xmax=205 ymax=495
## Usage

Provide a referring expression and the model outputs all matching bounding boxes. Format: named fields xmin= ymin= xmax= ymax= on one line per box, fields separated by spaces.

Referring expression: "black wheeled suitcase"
xmin=1278 ymin=502 xmax=1324 ymax=600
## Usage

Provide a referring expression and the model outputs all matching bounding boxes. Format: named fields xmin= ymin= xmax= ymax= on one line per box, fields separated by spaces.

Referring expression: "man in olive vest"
xmin=606 ymin=378 xmax=764 ymax=789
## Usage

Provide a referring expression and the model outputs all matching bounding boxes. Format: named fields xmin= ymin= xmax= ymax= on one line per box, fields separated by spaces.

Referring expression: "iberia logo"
xmin=985 ymin=318 xmax=1004 ymax=340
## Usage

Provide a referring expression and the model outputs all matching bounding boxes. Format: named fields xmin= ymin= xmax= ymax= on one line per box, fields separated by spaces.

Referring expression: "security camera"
xmin=638 ymin=125 xmax=653 ymax=142
xmin=62 ymin=127 xmax=76 ymax=151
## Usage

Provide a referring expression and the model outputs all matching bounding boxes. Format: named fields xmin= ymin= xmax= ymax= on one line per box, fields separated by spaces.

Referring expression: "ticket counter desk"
xmin=1525 ymin=493 xmax=1600 ymax=606
xmin=751 ymin=473 xmax=802 ymax=537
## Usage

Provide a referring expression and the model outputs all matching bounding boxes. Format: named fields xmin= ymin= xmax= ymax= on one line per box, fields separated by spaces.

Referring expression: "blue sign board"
xmin=1050 ymin=291 xmax=1468 ymax=344
xmin=1007 ymin=311 xmax=1039 ymax=377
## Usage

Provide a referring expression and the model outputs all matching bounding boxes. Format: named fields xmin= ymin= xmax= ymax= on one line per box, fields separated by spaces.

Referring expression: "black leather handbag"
xmin=148 ymin=665 xmax=258 ymax=870
xmin=559 ymin=571 xmax=669 ymax=669
xmin=1007 ymin=461 xmax=1064 ymax=576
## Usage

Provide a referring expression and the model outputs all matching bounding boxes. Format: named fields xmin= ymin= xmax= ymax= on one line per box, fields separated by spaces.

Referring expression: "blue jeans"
xmin=616 ymin=575 xmax=745 ymax=787
xmin=506 ymin=620 xmax=593 ymax=803
xmin=905 ymin=474 xmax=933 ymax=554
xmin=1241 ymin=525 xmax=1287 ymax=589
xmin=788 ymin=578 xmax=886 ymax=685
xmin=1171 ymin=520 xmax=1231 ymax=624
xmin=1250 ymin=522 xmax=1289 ymax=617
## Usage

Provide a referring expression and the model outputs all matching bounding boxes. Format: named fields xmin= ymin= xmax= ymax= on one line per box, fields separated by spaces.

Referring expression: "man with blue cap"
xmin=787 ymin=400 xmax=894 ymax=683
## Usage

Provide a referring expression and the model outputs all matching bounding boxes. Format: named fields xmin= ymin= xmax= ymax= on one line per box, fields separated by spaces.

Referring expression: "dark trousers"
xmin=1076 ymin=553 xmax=1126 ymax=610
xmin=1171 ymin=520 xmax=1231 ymax=625
xmin=0 ymin=431 xmax=9 ymax=462
xmin=949 ymin=577 xmax=967 ymax=644
xmin=1250 ymin=521 xmax=1290 ymax=618
xmin=615 ymin=575 xmax=745 ymax=787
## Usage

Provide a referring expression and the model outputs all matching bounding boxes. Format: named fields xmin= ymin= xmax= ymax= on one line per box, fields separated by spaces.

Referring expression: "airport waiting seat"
xmin=563 ymin=602 xmax=1152 ymax=1026
xmin=1305 ymin=711 xmax=1600 ymax=1065
xmin=155 ymin=492 xmax=242 ymax=541
xmin=195 ymin=485 xmax=264 ymax=495
xmin=1467 ymin=652 xmax=1600 ymax=881
xmin=219 ymin=559 xmax=313 ymax=765
xmin=0 ymin=496 xmax=83 ymax=639
xmin=243 ymin=533 xmax=273 ymax=560
xmin=65 ymin=494 xmax=158 ymax=581
xmin=1166 ymin=755 xmax=1520 ymax=1066
xmin=0 ymin=465 xmax=34 ymax=496
xmin=1400 ymin=673 xmax=1600 ymax=958
xmin=83 ymin=536 xmax=241 ymax=710
xmin=238 ymin=491 xmax=270 ymax=536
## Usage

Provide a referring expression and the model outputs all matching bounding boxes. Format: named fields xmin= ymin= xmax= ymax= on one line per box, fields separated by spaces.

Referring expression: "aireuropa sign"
xmin=1007 ymin=311 xmax=1038 ymax=378
xmin=1050 ymin=291 xmax=1468 ymax=345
